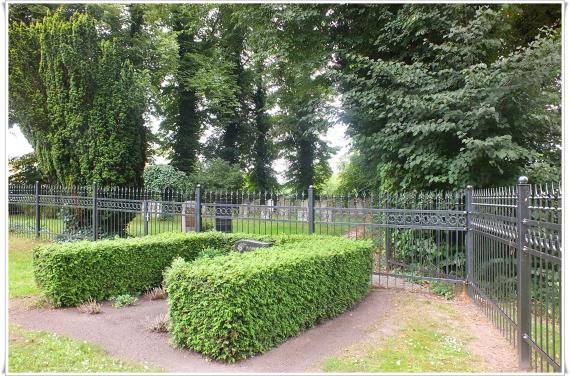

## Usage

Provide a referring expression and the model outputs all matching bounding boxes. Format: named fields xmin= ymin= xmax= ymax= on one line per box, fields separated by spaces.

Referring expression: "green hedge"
xmin=164 ymin=237 xmax=373 ymax=362
xmin=32 ymin=232 xmax=274 ymax=307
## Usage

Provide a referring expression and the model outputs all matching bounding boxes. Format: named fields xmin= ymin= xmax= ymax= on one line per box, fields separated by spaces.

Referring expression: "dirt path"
xmin=9 ymin=287 xmax=518 ymax=373
xmin=9 ymin=289 xmax=396 ymax=373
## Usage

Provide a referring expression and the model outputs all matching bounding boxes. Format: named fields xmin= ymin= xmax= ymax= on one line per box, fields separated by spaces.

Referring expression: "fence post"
xmin=92 ymin=182 xmax=98 ymax=241
xmin=35 ymin=181 xmax=40 ymax=238
xmin=385 ymin=193 xmax=392 ymax=272
xmin=465 ymin=186 xmax=473 ymax=290
xmin=143 ymin=199 xmax=149 ymax=236
xmin=308 ymin=185 xmax=314 ymax=235
xmin=195 ymin=184 xmax=202 ymax=232
xmin=516 ymin=176 xmax=531 ymax=371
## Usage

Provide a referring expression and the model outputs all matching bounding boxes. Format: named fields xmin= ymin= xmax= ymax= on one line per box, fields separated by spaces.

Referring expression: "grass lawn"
xmin=125 ymin=213 xmax=361 ymax=237
xmin=321 ymin=295 xmax=484 ymax=373
xmin=8 ymin=237 xmax=48 ymax=298
xmin=8 ymin=325 xmax=163 ymax=373
xmin=12 ymin=213 xmax=374 ymax=240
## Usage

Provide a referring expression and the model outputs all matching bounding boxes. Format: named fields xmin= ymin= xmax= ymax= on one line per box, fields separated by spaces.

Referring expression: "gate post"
xmin=92 ymin=182 xmax=98 ymax=241
xmin=143 ymin=199 xmax=149 ymax=236
xmin=35 ymin=181 xmax=40 ymax=238
xmin=516 ymin=176 xmax=531 ymax=371
xmin=385 ymin=193 xmax=392 ymax=272
xmin=308 ymin=185 xmax=315 ymax=235
xmin=195 ymin=184 xmax=202 ymax=232
xmin=465 ymin=186 xmax=473 ymax=290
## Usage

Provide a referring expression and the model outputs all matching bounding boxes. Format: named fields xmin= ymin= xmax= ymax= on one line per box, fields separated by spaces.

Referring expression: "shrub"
xmin=164 ymin=237 xmax=373 ymax=362
xmin=111 ymin=294 xmax=138 ymax=308
xmin=33 ymin=232 xmax=274 ymax=307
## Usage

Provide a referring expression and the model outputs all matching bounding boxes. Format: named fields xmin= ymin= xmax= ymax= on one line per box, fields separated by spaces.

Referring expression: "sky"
xmin=8 ymin=120 xmax=351 ymax=182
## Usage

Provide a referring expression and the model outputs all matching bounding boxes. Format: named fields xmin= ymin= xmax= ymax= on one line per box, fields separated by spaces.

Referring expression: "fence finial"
xmin=518 ymin=176 xmax=529 ymax=184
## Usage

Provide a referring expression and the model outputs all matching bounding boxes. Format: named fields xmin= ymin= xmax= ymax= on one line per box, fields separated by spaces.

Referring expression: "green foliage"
xmin=196 ymin=247 xmax=227 ymax=259
xmin=430 ymin=282 xmax=454 ymax=300
xmin=111 ymin=294 xmax=138 ymax=308
xmin=8 ymin=153 xmax=45 ymax=185
xmin=391 ymin=230 xmax=464 ymax=278
xmin=189 ymin=158 xmax=244 ymax=190
xmin=164 ymin=237 xmax=373 ymax=362
xmin=10 ymin=10 xmax=149 ymax=187
xmin=336 ymin=5 xmax=561 ymax=190
xmin=32 ymin=232 xmax=272 ymax=307
xmin=143 ymin=164 xmax=189 ymax=192
xmin=336 ymin=151 xmax=380 ymax=193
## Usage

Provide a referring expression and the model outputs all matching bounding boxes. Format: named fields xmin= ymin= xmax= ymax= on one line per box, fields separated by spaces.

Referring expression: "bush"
xmin=164 ymin=237 xmax=373 ymax=362
xmin=33 ymin=232 xmax=274 ymax=307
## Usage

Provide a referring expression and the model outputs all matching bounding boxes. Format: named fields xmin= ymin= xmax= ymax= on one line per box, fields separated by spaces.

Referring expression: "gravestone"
xmin=181 ymin=201 xmax=196 ymax=232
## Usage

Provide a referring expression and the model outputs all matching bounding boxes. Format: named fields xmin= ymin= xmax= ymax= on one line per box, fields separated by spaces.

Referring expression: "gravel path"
xmin=9 ymin=289 xmax=397 ymax=373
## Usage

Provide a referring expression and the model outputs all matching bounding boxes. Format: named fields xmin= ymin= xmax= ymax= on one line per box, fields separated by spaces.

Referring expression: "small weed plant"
xmin=430 ymin=282 xmax=454 ymax=300
xmin=197 ymin=247 xmax=227 ymax=259
xmin=147 ymin=313 xmax=169 ymax=333
xmin=77 ymin=299 xmax=102 ymax=314
xmin=111 ymin=294 xmax=138 ymax=308
xmin=147 ymin=286 xmax=167 ymax=300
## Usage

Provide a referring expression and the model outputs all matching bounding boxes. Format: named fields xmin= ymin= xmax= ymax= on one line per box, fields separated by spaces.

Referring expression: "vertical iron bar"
xmin=35 ymin=181 xmax=40 ymax=238
xmin=465 ymin=186 xmax=473 ymax=289
xmin=92 ymin=182 xmax=98 ymax=241
xmin=308 ymin=185 xmax=314 ymax=235
xmin=517 ymin=176 xmax=531 ymax=370
xmin=195 ymin=184 xmax=202 ymax=232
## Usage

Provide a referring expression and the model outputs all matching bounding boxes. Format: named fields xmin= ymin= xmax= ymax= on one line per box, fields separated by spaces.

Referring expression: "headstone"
xmin=146 ymin=201 xmax=163 ymax=218
xmin=260 ymin=199 xmax=273 ymax=219
xmin=181 ymin=201 xmax=196 ymax=232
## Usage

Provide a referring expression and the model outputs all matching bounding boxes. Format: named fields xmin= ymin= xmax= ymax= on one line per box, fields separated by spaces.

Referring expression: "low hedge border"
xmin=164 ymin=237 xmax=373 ymax=362
xmin=32 ymin=232 xmax=276 ymax=307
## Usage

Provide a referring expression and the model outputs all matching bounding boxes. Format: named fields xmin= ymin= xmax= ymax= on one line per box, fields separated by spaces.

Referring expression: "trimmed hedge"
xmin=32 ymin=232 xmax=274 ymax=307
xmin=164 ymin=237 xmax=373 ymax=362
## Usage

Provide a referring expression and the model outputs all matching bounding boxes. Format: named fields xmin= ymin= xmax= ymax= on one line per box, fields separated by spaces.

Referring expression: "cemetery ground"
xmin=7 ymin=236 xmax=518 ymax=373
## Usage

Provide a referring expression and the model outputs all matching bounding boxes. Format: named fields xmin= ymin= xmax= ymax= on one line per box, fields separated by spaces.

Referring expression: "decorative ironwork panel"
xmin=38 ymin=194 xmax=92 ymax=208
xmin=8 ymin=194 xmax=36 ymax=204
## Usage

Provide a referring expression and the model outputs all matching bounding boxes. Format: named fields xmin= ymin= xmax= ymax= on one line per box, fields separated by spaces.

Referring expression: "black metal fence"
xmin=7 ymin=178 xmax=562 ymax=372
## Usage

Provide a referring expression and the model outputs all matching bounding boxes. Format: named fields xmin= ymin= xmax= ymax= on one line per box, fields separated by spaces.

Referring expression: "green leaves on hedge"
xmin=164 ymin=237 xmax=373 ymax=362
xmin=32 ymin=232 xmax=272 ymax=307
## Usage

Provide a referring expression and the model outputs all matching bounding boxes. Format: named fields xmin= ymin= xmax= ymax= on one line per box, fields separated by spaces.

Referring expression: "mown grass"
xmin=11 ymin=212 xmax=373 ymax=240
xmin=9 ymin=214 xmax=64 ymax=235
xmin=321 ymin=296 xmax=483 ymax=373
xmin=125 ymin=214 xmax=359 ymax=237
xmin=8 ymin=325 xmax=163 ymax=373
xmin=8 ymin=237 xmax=47 ymax=298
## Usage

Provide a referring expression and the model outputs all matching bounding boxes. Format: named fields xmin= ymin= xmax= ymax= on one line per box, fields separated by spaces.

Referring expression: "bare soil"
xmin=9 ymin=287 xmax=518 ymax=373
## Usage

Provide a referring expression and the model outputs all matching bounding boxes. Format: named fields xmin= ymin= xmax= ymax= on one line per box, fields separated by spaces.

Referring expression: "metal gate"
xmin=8 ymin=177 xmax=561 ymax=371
xmin=468 ymin=177 xmax=561 ymax=372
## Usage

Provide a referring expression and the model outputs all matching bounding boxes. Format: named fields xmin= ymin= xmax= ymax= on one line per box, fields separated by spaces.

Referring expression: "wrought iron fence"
xmin=7 ymin=177 xmax=562 ymax=372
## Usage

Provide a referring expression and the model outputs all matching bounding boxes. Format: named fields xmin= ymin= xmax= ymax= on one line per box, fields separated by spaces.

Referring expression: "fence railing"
xmin=7 ymin=177 xmax=561 ymax=372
